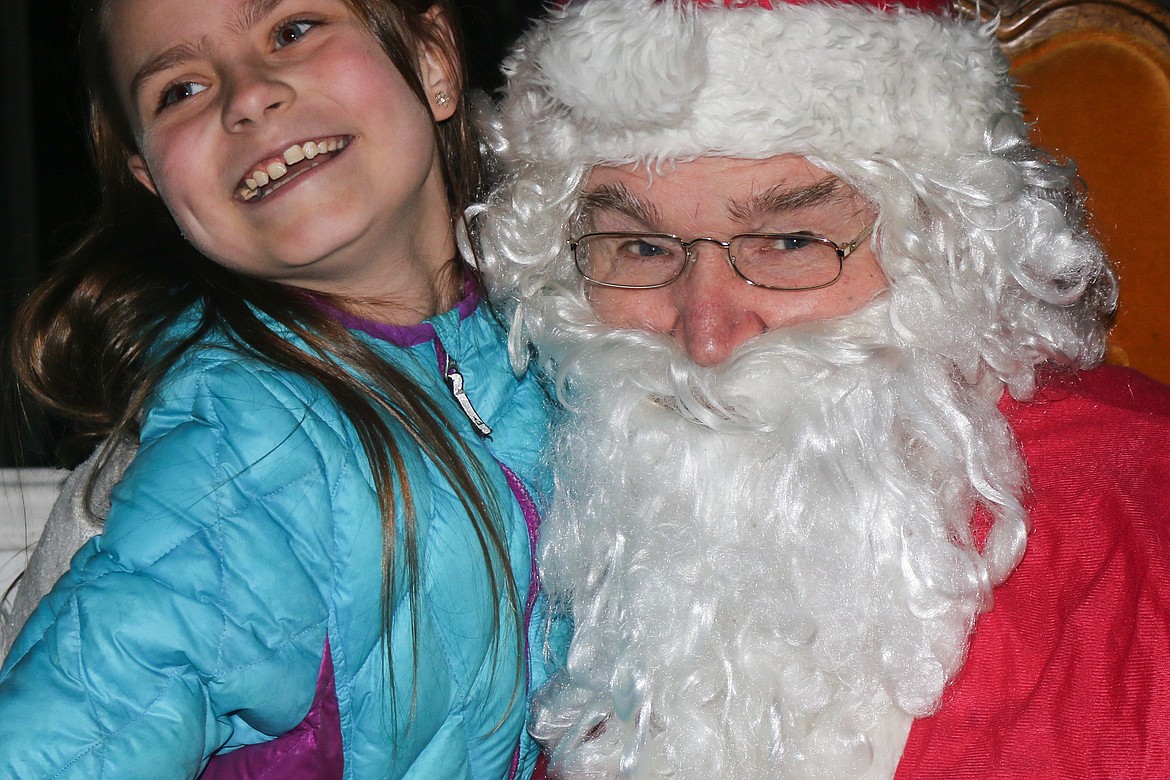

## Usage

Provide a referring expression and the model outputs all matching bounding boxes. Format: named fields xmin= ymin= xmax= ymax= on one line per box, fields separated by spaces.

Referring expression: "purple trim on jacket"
xmin=329 ymin=284 xmax=481 ymax=347
xmin=199 ymin=640 xmax=343 ymax=780
xmin=497 ymin=462 xmax=543 ymax=780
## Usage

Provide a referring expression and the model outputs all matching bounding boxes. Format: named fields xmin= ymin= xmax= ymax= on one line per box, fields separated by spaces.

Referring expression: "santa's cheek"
xmin=589 ymin=289 xmax=672 ymax=332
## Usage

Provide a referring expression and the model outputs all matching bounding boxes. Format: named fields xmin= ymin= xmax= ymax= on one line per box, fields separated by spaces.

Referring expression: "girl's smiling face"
xmin=109 ymin=0 xmax=459 ymax=309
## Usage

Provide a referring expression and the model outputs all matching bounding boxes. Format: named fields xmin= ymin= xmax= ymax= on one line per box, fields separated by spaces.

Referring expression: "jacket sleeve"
xmin=0 ymin=355 xmax=349 ymax=779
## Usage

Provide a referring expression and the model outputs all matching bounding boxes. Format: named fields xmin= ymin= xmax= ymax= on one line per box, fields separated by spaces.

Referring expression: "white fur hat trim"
xmin=498 ymin=0 xmax=1015 ymax=166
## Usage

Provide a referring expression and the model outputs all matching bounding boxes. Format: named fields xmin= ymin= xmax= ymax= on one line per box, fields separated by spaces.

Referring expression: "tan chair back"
xmin=961 ymin=0 xmax=1170 ymax=383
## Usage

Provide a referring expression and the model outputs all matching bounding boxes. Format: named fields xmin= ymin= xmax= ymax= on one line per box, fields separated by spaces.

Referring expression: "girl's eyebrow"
xmin=130 ymin=39 xmax=211 ymax=102
xmin=578 ymin=183 xmax=662 ymax=229
xmin=128 ymin=0 xmax=287 ymax=101
xmin=231 ymin=0 xmax=289 ymax=35
xmin=726 ymin=178 xmax=844 ymax=222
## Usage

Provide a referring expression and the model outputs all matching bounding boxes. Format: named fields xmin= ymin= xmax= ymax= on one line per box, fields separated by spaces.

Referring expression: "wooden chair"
xmin=959 ymin=0 xmax=1170 ymax=384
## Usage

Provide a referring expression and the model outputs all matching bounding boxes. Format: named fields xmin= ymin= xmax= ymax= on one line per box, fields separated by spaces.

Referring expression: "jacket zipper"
xmin=442 ymin=352 xmax=493 ymax=437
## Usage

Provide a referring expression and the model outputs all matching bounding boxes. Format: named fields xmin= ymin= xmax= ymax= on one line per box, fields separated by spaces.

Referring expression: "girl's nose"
xmin=670 ymin=243 xmax=767 ymax=367
xmin=222 ymin=65 xmax=295 ymax=131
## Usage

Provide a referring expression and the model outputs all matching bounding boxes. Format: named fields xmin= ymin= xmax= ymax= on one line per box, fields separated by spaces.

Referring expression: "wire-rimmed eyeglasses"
xmin=570 ymin=221 xmax=876 ymax=291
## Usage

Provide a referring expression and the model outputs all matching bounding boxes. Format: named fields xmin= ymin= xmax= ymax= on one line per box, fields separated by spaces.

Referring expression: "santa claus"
xmin=475 ymin=0 xmax=1170 ymax=776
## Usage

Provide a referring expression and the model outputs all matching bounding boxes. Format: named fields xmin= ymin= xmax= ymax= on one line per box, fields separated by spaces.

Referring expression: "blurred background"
xmin=0 ymin=0 xmax=544 ymax=468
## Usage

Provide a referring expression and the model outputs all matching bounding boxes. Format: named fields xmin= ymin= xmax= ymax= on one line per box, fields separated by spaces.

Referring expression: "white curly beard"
xmin=531 ymin=303 xmax=1028 ymax=779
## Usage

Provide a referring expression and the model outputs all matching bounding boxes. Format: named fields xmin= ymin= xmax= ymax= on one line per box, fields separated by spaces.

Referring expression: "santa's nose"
xmin=670 ymin=243 xmax=767 ymax=367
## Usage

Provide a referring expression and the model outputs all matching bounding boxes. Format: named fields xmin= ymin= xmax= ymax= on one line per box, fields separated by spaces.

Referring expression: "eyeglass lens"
xmin=576 ymin=233 xmax=843 ymax=290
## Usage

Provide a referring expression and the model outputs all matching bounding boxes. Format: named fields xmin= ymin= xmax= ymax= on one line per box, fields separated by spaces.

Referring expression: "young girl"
xmin=0 ymin=0 xmax=553 ymax=777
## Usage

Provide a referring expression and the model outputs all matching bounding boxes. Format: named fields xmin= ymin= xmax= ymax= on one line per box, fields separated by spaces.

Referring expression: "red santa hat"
xmin=496 ymin=0 xmax=1017 ymax=167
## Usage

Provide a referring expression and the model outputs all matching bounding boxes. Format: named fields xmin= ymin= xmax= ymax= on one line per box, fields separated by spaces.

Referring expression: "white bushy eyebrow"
xmin=579 ymin=176 xmax=852 ymax=234
xmin=578 ymin=183 xmax=663 ymax=231
xmin=726 ymin=178 xmax=845 ymax=224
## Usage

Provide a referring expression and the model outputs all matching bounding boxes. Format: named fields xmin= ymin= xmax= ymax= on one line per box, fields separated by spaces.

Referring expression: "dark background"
xmin=0 ymin=0 xmax=543 ymax=468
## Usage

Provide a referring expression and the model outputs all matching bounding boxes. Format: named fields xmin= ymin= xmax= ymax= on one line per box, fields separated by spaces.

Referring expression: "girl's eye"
xmin=159 ymin=81 xmax=208 ymax=110
xmin=275 ymin=19 xmax=316 ymax=48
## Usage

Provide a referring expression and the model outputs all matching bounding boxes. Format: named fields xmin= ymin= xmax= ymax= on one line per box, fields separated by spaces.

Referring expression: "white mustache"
xmin=550 ymin=303 xmax=910 ymax=433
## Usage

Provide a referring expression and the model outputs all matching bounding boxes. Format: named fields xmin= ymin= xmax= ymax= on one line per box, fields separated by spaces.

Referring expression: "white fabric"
xmin=0 ymin=440 xmax=134 ymax=658
xmin=498 ymin=1 xmax=1011 ymax=167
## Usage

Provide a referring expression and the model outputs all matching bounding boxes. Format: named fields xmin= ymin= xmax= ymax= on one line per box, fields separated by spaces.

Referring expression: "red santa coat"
xmin=898 ymin=365 xmax=1170 ymax=778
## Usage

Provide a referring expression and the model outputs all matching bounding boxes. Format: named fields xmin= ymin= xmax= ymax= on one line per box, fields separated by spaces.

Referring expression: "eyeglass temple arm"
xmin=842 ymin=221 xmax=877 ymax=258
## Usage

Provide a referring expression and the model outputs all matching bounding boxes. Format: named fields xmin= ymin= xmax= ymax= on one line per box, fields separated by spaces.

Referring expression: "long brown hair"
xmin=10 ymin=0 xmax=519 ymax=717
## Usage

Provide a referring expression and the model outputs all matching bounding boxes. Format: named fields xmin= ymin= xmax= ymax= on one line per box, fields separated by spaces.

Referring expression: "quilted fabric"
xmin=0 ymin=296 xmax=554 ymax=779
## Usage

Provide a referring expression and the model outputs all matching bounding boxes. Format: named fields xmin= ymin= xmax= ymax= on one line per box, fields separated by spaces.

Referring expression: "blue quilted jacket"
xmin=0 ymin=294 xmax=555 ymax=779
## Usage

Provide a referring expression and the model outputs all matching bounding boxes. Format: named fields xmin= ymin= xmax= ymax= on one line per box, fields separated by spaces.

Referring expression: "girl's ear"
xmin=127 ymin=154 xmax=159 ymax=196
xmin=417 ymin=5 xmax=460 ymax=122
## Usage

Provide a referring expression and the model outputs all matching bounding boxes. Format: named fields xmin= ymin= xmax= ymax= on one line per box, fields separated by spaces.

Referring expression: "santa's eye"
xmin=618 ymin=238 xmax=674 ymax=258
xmin=771 ymin=233 xmax=818 ymax=251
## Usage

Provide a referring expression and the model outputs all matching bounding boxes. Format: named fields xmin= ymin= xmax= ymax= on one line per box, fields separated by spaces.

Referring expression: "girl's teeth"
xmin=243 ymin=138 xmax=346 ymax=197
xmin=283 ymin=144 xmax=306 ymax=165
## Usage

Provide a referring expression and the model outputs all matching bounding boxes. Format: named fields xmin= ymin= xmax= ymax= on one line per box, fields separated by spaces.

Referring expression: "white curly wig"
xmin=473 ymin=0 xmax=1117 ymax=400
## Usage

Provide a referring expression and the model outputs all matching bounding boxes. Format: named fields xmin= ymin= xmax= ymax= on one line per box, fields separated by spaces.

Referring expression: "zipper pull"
xmin=444 ymin=355 xmax=492 ymax=437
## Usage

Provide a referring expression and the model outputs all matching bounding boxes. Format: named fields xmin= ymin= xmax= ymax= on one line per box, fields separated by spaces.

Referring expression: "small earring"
xmin=434 ymin=90 xmax=452 ymax=109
